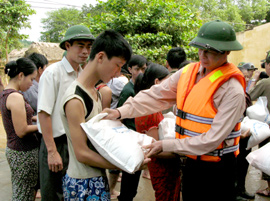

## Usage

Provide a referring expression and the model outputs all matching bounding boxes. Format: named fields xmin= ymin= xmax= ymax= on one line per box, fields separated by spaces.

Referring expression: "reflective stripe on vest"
xmin=176 ymin=109 xmax=213 ymax=124
xmin=206 ymin=144 xmax=239 ymax=157
xmin=175 ymin=125 xmax=241 ymax=140
xmin=176 ymin=108 xmax=241 ymax=125
xmin=209 ymin=70 xmax=224 ymax=83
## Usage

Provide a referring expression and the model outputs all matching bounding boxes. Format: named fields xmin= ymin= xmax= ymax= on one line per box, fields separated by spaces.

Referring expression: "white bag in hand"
xmin=80 ymin=113 xmax=153 ymax=174
xmin=241 ymin=116 xmax=270 ymax=150
xmin=158 ymin=112 xmax=176 ymax=140
xmin=246 ymin=142 xmax=270 ymax=176
xmin=246 ymin=96 xmax=270 ymax=124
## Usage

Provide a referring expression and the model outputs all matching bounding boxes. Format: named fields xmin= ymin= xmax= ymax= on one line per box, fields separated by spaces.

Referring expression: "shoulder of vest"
xmin=75 ymin=85 xmax=93 ymax=119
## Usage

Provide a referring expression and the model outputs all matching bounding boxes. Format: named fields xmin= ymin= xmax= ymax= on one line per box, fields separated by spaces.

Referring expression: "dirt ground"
xmin=0 ymin=114 xmax=7 ymax=149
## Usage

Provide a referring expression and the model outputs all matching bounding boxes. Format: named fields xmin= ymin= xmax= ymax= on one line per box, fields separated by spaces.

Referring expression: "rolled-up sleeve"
xmin=37 ymin=70 xmax=57 ymax=115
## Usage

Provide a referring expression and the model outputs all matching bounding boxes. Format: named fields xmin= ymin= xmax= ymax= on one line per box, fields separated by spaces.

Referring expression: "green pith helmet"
xmin=189 ymin=20 xmax=243 ymax=52
xmin=237 ymin=62 xmax=245 ymax=68
xmin=59 ymin=25 xmax=95 ymax=50
xmin=261 ymin=50 xmax=270 ymax=68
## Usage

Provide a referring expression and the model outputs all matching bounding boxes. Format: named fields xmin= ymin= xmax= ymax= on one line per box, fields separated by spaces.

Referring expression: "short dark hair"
xmin=134 ymin=63 xmax=169 ymax=94
xmin=260 ymin=71 xmax=269 ymax=79
xmin=166 ymin=47 xmax=186 ymax=69
xmin=5 ymin=58 xmax=36 ymax=78
xmin=89 ymin=30 xmax=132 ymax=62
xmin=128 ymin=55 xmax=147 ymax=68
xmin=178 ymin=60 xmax=191 ymax=69
xmin=27 ymin=52 xmax=48 ymax=69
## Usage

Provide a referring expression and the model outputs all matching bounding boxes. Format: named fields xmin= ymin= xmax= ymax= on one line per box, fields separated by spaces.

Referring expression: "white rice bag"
xmin=246 ymin=96 xmax=270 ymax=124
xmin=241 ymin=116 xmax=270 ymax=150
xmin=246 ymin=142 xmax=270 ymax=176
xmin=158 ymin=112 xmax=176 ymax=140
xmin=80 ymin=113 xmax=153 ymax=174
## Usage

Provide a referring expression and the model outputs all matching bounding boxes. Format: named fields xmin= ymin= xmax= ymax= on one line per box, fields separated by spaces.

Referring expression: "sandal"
xmin=256 ymin=187 xmax=270 ymax=197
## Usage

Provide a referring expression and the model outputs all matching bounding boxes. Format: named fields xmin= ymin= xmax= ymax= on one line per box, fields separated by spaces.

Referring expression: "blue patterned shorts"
xmin=62 ymin=174 xmax=110 ymax=201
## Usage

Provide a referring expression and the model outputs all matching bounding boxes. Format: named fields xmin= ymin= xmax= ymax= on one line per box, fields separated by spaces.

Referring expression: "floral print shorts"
xmin=62 ymin=174 xmax=110 ymax=201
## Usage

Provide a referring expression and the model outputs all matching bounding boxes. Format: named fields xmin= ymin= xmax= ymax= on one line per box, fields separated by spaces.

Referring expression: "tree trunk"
xmin=5 ymin=28 xmax=11 ymax=63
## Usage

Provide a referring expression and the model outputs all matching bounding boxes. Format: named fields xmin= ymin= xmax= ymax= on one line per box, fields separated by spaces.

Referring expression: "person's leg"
xmin=183 ymin=154 xmax=236 ymax=201
xmin=39 ymin=136 xmax=69 ymax=201
xmin=148 ymin=158 xmax=181 ymax=201
xmin=236 ymin=138 xmax=250 ymax=188
xmin=117 ymin=170 xmax=142 ymax=201
xmin=56 ymin=135 xmax=69 ymax=199
xmin=39 ymin=138 xmax=59 ymax=201
xmin=6 ymin=147 xmax=38 ymax=201
xmin=142 ymin=168 xmax=151 ymax=180
xmin=108 ymin=169 xmax=120 ymax=199
xmin=256 ymin=174 xmax=270 ymax=197
xmin=35 ymin=132 xmax=42 ymax=199
xmin=236 ymin=138 xmax=254 ymax=199
xmin=182 ymin=158 xmax=204 ymax=201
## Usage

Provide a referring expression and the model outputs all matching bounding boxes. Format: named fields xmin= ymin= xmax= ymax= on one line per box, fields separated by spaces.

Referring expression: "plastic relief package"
xmin=80 ymin=113 xmax=153 ymax=174
xmin=158 ymin=112 xmax=176 ymax=140
xmin=241 ymin=116 xmax=270 ymax=150
xmin=246 ymin=142 xmax=270 ymax=176
xmin=246 ymin=96 xmax=270 ymax=124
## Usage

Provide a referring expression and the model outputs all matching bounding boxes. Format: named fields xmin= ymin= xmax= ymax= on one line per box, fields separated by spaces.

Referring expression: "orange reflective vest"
xmin=176 ymin=62 xmax=246 ymax=162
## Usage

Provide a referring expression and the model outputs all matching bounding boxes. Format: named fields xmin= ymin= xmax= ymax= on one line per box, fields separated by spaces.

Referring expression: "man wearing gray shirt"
xmin=23 ymin=53 xmax=48 ymax=116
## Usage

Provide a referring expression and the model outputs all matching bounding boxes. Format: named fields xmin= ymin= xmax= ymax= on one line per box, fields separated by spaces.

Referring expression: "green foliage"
xmin=20 ymin=39 xmax=33 ymax=48
xmin=186 ymin=0 xmax=269 ymax=32
xmin=252 ymin=0 xmax=269 ymax=25
xmin=39 ymin=0 xmax=270 ymax=63
xmin=0 ymin=0 xmax=35 ymax=62
xmin=83 ymin=0 xmax=202 ymax=63
xmin=266 ymin=9 xmax=270 ymax=22
xmin=40 ymin=8 xmax=83 ymax=42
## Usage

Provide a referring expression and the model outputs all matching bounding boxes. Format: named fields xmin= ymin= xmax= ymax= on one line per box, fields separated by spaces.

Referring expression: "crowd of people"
xmin=0 ymin=19 xmax=270 ymax=201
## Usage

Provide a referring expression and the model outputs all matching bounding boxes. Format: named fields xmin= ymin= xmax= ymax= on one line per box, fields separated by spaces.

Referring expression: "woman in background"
xmin=134 ymin=63 xmax=181 ymax=201
xmin=0 ymin=58 xmax=39 ymax=201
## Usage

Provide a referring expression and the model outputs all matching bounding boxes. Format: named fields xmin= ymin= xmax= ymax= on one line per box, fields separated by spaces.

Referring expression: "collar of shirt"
xmin=61 ymin=56 xmax=82 ymax=74
xmin=195 ymin=64 xmax=206 ymax=83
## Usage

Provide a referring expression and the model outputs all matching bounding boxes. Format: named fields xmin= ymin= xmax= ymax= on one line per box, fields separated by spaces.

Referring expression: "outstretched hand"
xmin=142 ymin=141 xmax=163 ymax=158
xmin=240 ymin=128 xmax=251 ymax=139
xmin=101 ymin=108 xmax=121 ymax=120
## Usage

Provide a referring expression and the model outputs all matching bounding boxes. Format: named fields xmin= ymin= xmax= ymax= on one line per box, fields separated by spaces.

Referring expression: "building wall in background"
xmin=228 ymin=22 xmax=270 ymax=70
